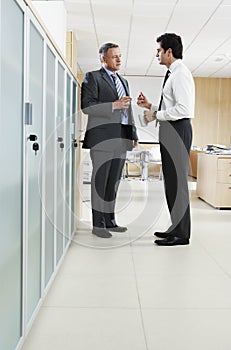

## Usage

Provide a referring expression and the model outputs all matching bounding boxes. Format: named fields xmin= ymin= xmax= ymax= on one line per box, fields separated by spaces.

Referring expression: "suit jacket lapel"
xmin=100 ymin=68 xmax=118 ymax=96
xmin=100 ymin=68 xmax=130 ymax=98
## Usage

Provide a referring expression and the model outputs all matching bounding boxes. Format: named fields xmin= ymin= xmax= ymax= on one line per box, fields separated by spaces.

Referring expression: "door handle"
xmin=27 ymin=134 xmax=37 ymax=142
xmin=25 ymin=102 xmax=33 ymax=125
xmin=72 ymin=138 xmax=78 ymax=148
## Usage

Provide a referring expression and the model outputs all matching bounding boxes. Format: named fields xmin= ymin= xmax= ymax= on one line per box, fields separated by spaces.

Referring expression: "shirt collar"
xmin=169 ymin=59 xmax=182 ymax=73
xmin=102 ymin=66 xmax=118 ymax=77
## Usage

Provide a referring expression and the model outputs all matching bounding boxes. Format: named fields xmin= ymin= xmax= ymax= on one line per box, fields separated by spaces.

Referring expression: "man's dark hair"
xmin=157 ymin=33 xmax=183 ymax=59
xmin=99 ymin=42 xmax=119 ymax=57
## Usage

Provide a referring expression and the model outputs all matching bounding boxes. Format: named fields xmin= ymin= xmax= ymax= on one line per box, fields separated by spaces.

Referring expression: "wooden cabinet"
xmin=193 ymin=78 xmax=231 ymax=149
xmin=189 ymin=150 xmax=203 ymax=178
xmin=197 ymin=153 xmax=231 ymax=208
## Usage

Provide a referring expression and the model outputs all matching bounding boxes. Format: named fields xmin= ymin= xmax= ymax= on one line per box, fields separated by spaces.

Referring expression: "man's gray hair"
xmin=99 ymin=42 xmax=119 ymax=59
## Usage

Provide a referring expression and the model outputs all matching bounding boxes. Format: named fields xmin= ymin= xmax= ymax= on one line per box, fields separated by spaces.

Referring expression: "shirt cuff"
xmin=156 ymin=110 xmax=166 ymax=121
xmin=151 ymin=105 xmax=158 ymax=112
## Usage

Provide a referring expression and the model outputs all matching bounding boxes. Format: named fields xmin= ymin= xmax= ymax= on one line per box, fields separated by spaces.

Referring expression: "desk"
xmin=189 ymin=150 xmax=203 ymax=178
xmin=125 ymin=150 xmax=162 ymax=181
xmin=124 ymin=150 xmax=143 ymax=179
xmin=197 ymin=153 xmax=231 ymax=208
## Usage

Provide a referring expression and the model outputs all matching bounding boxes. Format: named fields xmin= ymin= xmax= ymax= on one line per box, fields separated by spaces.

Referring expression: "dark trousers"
xmin=89 ymin=125 xmax=131 ymax=229
xmin=90 ymin=149 xmax=125 ymax=228
xmin=159 ymin=119 xmax=192 ymax=239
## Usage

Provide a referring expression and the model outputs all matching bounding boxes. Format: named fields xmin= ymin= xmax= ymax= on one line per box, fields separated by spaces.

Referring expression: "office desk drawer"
xmin=216 ymin=183 xmax=231 ymax=207
xmin=217 ymin=171 xmax=231 ymax=184
xmin=217 ymin=158 xmax=231 ymax=171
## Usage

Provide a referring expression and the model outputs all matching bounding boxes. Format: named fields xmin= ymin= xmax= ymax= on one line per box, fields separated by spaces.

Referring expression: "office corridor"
xmin=20 ymin=180 xmax=231 ymax=350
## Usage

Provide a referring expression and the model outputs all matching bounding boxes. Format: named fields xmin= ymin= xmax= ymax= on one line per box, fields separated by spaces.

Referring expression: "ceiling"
xmin=56 ymin=0 xmax=231 ymax=77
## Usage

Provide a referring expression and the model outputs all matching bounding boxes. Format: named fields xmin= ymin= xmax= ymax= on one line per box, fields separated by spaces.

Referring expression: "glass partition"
xmin=0 ymin=1 xmax=78 ymax=348
xmin=26 ymin=20 xmax=43 ymax=323
xmin=71 ymin=82 xmax=77 ymax=235
xmin=0 ymin=0 xmax=24 ymax=348
xmin=56 ymin=62 xmax=65 ymax=263
xmin=44 ymin=46 xmax=56 ymax=285
xmin=65 ymin=74 xmax=71 ymax=246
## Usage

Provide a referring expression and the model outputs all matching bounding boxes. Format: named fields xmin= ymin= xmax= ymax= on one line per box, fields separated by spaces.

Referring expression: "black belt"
xmin=169 ymin=118 xmax=190 ymax=121
xmin=160 ymin=118 xmax=190 ymax=124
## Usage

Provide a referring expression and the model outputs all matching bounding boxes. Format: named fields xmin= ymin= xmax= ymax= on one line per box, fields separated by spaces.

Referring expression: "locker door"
xmin=64 ymin=73 xmax=72 ymax=246
xmin=44 ymin=45 xmax=56 ymax=286
xmin=25 ymin=18 xmax=44 ymax=324
xmin=0 ymin=0 xmax=24 ymax=348
xmin=71 ymin=82 xmax=78 ymax=235
xmin=56 ymin=62 xmax=65 ymax=263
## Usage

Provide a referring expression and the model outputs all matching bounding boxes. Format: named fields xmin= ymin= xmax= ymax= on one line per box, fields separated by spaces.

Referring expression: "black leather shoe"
xmin=92 ymin=228 xmax=112 ymax=238
xmin=106 ymin=225 xmax=127 ymax=232
xmin=154 ymin=236 xmax=189 ymax=246
xmin=154 ymin=231 xmax=172 ymax=238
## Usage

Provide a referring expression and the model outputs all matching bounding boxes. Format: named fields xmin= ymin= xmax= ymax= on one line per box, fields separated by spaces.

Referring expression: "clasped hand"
xmin=113 ymin=96 xmax=132 ymax=110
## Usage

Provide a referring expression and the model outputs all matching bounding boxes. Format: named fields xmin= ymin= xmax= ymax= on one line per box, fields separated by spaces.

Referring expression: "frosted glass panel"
xmin=65 ymin=74 xmax=71 ymax=246
xmin=71 ymin=82 xmax=77 ymax=235
xmin=0 ymin=0 xmax=24 ymax=349
xmin=26 ymin=21 xmax=43 ymax=322
xmin=44 ymin=46 xmax=55 ymax=285
xmin=56 ymin=63 xmax=65 ymax=263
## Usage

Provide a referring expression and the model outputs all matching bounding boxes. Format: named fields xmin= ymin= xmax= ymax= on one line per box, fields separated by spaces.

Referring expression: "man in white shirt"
xmin=137 ymin=33 xmax=195 ymax=246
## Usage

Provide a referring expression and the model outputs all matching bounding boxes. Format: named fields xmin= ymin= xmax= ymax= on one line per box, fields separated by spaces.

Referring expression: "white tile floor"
xmin=22 ymin=179 xmax=231 ymax=350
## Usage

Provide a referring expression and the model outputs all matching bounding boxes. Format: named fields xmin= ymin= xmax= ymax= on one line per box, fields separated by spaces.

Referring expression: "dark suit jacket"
xmin=81 ymin=67 xmax=138 ymax=150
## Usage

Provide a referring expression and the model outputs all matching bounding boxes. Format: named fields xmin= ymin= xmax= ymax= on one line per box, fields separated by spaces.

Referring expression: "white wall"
xmin=32 ymin=1 xmax=67 ymax=56
xmin=125 ymin=76 xmax=163 ymax=143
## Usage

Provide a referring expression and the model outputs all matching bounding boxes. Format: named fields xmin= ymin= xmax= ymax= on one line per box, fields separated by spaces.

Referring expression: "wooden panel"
xmin=66 ymin=31 xmax=77 ymax=77
xmin=77 ymin=73 xmax=84 ymax=84
xmin=66 ymin=45 xmax=72 ymax=70
xmin=192 ymin=78 xmax=219 ymax=147
xmin=72 ymin=32 xmax=77 ymax=76
xmin=218 ymin=78 xmax=231 ymax=148
xmin=66 ymin=32 xmax=72 ymax=68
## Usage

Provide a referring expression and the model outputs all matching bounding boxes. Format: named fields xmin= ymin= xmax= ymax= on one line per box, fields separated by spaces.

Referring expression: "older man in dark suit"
xmin=81 ymin=43 xmax=138 ymax=238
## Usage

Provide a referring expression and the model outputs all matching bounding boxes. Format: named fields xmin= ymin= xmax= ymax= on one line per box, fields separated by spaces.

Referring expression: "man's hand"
xmin=113 ymin=96 xmax=132 ymax=110
xmin=144 ymin=110 xmax=155 ymax=123
xmin=133 ymin=140 xmax=139 ymax=148
xmin=137 ymin=92 xmax=152 ymax=109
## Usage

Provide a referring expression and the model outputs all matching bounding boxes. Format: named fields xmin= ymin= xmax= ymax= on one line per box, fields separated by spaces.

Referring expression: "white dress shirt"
xmin=103 ymin=66 xmax=128 ymax=125
xmin=153 ymin=59 xmax=195 ymax=122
